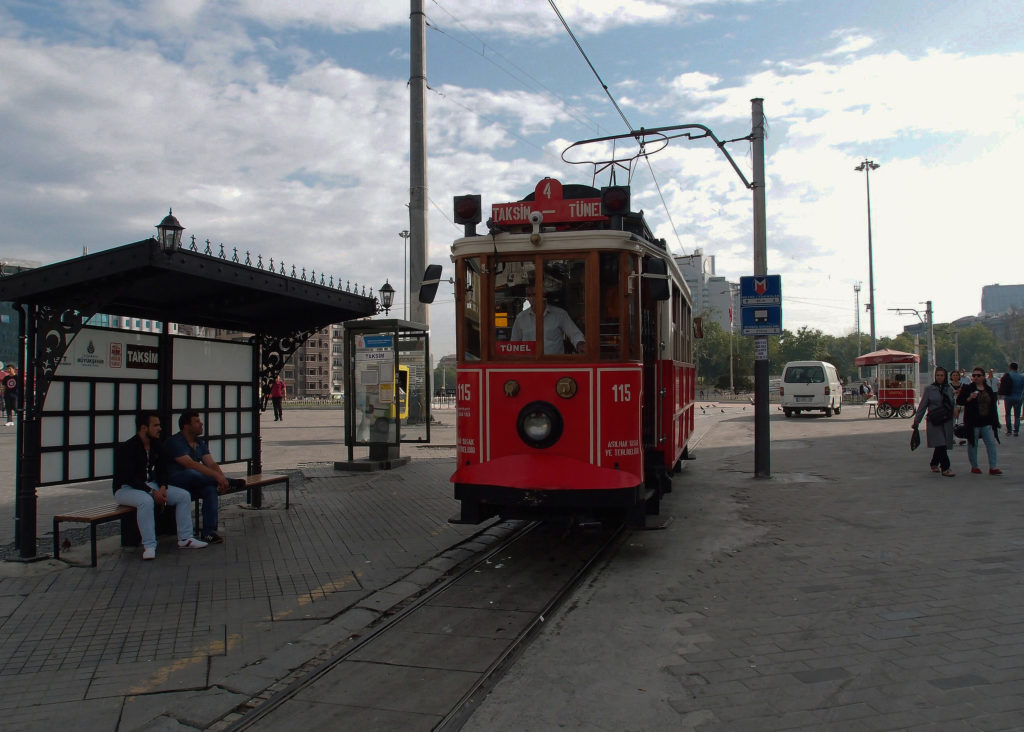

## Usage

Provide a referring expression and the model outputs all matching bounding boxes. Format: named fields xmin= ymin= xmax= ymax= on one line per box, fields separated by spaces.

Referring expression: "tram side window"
xmin=599 ymin=252 xmax=620 ymax=360
xmin=462 ymin=257 xmax=482 ymax=360
xmin=506 ymin=258 xmax=586 ymax=355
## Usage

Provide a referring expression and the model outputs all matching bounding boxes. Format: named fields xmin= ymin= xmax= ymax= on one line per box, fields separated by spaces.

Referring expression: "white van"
xmin=780 ymin=361 xmax=843 ymax=417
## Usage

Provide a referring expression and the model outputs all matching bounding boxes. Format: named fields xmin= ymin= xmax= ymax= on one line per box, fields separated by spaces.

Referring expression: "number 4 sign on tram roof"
xmin=490 ymin=178 xmax=604 ymax=226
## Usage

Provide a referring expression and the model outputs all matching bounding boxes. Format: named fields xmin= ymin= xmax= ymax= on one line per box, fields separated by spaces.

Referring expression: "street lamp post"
xmin=854 ymin=159 xmax=880 ymax=353
xmin=398 ymin=229 xmax=411 ymax=320
xmin=719 ymin=284 xmax=739 ymax=394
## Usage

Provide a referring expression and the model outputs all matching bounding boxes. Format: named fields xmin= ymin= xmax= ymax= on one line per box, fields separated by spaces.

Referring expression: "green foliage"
xmin=696 ymin=313 xmax=1019 ymax=385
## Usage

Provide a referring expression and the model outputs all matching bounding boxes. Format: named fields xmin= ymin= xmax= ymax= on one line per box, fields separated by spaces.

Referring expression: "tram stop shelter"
xmin=0 ymin=234 xmax=377 ymax=559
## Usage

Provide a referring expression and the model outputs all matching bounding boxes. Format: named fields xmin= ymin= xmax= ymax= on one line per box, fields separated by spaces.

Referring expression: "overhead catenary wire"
xmin=547 ymin=0 xmax=687 ymax=256
xmin=427 ymin=2 xmax=609 ymax=136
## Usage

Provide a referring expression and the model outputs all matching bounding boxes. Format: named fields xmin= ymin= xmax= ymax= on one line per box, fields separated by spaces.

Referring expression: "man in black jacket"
xmin=113 ymin=411 xmax=207 ymax=560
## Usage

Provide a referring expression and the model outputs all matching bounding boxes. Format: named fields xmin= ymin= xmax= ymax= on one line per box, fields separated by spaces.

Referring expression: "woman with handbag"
xmin=912 ymin=366 xmax=956 ymax=476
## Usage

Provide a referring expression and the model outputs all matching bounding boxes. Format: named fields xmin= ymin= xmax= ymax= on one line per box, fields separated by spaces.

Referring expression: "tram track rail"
xmin=219 ymin=519 xmax=626 ymax=731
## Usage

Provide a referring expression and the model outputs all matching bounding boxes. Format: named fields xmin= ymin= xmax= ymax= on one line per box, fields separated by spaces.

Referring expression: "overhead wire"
xmin=427 ymin=1 xmax=609 ymax=135
xmin=547 ymin=0 xmax=687 ymax=256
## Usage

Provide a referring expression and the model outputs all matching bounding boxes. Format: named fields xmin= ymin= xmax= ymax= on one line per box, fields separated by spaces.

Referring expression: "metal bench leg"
xmin=53 ymin=519 xmax=61 ymax=560
xmin=90 ymin=523 xmax=98 ymax=568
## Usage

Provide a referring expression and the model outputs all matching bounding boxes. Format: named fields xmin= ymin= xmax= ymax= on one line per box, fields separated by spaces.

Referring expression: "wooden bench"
xmin=55 ymin=473 xmax=290 ymax=567
xmin=193 ymin=472 xmax=291 ymax=528
xmin=53 ymin=504 xmax=137 ymax=567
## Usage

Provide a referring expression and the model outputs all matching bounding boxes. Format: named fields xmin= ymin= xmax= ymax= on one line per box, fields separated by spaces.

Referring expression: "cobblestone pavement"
xmin=462 ymin=407 xmax=1024 ymax=731
xmin=6 ymin=403 xmax=1024 ymax=730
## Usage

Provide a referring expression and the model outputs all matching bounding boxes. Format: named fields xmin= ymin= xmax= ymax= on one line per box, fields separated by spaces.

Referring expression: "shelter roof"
xmin=0 ymin=238 xmax=377 ymax=335
xmin=854 ymin=348 xmax=920 ymax=366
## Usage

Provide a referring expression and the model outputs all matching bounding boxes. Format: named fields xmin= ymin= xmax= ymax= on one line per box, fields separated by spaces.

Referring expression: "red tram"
xmin=448 ymin=178 xmax=696 ymax=525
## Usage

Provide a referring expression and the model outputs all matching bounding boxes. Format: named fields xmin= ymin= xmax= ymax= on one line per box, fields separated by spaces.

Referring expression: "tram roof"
xmin=451 ymin=229 xmax=689 ymax=292
xmin=0 ymin=238 xmax=377 ymax=336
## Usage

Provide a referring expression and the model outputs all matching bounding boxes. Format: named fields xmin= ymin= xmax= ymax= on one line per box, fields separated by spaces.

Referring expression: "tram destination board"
xmin=739 ymin=275 xmax=782 ymax=336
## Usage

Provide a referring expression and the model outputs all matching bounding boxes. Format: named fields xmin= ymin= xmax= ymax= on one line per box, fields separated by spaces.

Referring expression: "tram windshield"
xmin=495 ymin=258 xmax=586 ymax=356
xmin=458 ymin=251 xmax=640 ymax=362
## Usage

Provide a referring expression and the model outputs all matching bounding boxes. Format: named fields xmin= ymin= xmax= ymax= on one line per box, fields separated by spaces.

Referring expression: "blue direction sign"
xmin=739 ymin=275 xmax=782 ymax=336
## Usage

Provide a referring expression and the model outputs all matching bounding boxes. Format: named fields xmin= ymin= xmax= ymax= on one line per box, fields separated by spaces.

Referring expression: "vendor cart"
xmin=854 ymin=348 xmax=921 ymax=418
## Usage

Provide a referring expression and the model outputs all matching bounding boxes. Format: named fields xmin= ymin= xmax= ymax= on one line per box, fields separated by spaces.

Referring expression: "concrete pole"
xmin=927 ymin=300 xmax=936 ymax=374
xmin=854 ymin=282 xmax=862 ymax=379
xmin=751 ymin=98 xmax=770 ymax=478
xmin=409 ymin=0 xmax=428 ymax=327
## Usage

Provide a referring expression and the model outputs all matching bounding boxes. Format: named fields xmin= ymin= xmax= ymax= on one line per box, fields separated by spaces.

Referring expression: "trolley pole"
xmin=751 ymin=98 xmax=770 ymax=478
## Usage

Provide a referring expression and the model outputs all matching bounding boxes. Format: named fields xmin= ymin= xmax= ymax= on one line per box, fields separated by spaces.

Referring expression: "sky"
xmin=1 ymin=0 xmax=1022 ymax=360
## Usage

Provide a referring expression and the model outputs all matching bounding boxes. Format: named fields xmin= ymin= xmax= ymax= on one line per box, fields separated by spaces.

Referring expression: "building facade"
xmin=673 ymin=249 xmax=737 ymax=331
xmin=982 ymin=284 xmax=1024 ymax=316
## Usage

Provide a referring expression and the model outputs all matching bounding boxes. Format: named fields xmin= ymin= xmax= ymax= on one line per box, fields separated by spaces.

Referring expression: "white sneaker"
xmin=4 ymin=422 xmax=12 ymax=427
xmin=177 ymin=537 xmax=208 ymax=549
xmin=142 ymin=547 xmax=156 ymax=560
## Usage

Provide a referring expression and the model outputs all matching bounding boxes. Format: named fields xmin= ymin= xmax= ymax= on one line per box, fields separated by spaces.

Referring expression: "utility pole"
xmin=854 ymin=282 xmax=862 ymax=378
xmin=926 ymin=300 xmax=935 ymax=375
xmin=409 ymin=0 xmax=428 ymax=326
xmin=855 ymin=159 xmax=880 ymax=353
xmin=751 ymin=98 xmax=770 ymax=478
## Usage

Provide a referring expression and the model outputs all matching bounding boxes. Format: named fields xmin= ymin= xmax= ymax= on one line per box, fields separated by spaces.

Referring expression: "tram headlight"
xmin=516 ymin=401 xmax=564 ymax=449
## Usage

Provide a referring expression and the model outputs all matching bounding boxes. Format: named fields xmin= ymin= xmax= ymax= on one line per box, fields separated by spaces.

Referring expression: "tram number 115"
xmin=611 ymin=384 xmax=632 ymax=402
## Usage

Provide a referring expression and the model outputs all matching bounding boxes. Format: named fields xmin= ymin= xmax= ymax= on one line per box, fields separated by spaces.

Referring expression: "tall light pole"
xmin=854 ymin=282 xmax=862 ymax=378
xmin=720 ymin=285 xmax=739 ymax=394
xmin=855 ymin=159 xmax=880 ymax=353
xmin=399 ymin=229 xmax=411 ymax=319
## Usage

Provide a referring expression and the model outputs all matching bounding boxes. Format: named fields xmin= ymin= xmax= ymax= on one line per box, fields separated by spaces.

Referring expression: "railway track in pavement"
xmin=219 ymin=519 xmax=626 ymax=731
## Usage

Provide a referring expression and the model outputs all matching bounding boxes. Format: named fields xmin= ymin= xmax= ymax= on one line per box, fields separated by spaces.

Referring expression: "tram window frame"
xmin=457 ymin=256 xmax=483 ymax=361
xmin=489 ymin=253 xmax=589 ymax=360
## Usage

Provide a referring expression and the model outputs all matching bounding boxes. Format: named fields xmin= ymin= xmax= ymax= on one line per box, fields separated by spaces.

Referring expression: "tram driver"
xmin=510 ymin=273 xmax=585 ymax=354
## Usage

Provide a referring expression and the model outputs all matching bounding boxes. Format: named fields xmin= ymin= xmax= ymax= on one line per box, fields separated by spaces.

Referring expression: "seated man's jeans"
xmin=114 ymin=482 xmax=194 ymax=549
xmin=170 ymin=468 xmax=219 ymax=533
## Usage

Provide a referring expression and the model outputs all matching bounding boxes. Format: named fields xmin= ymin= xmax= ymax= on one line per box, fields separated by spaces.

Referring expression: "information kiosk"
xmin=341 ymin=320 xmax=429 ymax=469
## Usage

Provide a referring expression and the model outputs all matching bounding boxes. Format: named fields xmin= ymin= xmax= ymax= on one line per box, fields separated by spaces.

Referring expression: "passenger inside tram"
xmin=509 ymin=269 xmax=585 ymax=354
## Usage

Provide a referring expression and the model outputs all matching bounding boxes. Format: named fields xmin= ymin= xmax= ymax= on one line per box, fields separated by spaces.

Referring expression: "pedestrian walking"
xmin=2 ymin=365 xmax=19 ymax=426
xmin=957 ymin=367 xmax=1002 ymax=475
xmin=912 ymin=366 xmax=956 ymax=477
xmin=270 ymin=375 xmax=287 ymax=421
xmin=997 ymin=362 xmax=1024 ymax=436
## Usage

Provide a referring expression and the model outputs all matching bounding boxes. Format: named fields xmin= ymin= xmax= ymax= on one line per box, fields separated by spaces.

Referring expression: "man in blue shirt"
xmin=164 ymin=409 xmax=243 ymax=543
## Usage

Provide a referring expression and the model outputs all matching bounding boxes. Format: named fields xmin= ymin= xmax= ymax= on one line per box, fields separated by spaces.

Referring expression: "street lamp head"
xmin=378 ymin=279 xmax=395 ymax=315
xmin=855 ymin=159 xmax=880 ymax=172
xmin=156 ymin=208 xmax=184 ymax=251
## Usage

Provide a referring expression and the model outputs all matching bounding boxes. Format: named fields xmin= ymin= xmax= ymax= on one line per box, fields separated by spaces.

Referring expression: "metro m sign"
xmin=491 ymin=178 xmax=605 ymax=226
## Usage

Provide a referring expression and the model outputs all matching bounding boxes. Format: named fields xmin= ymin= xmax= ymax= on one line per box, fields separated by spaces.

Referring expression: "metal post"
xmin=854 ymin=282 xmax=862 ymax=378
xmin=751 ymin=98 xmax=770 ymax=478
xmin=399 ymin=229 xmax=411 ymax=320
xmin=16 ymin=303 xmax=39 ymax=558
xmin=855 ymin=159 xmax=880 ymax=353
xmin=409 ymin=0 xmax=428 ymax=327
xmin=954 ymin=330 xmax=960 ymax=371
xmin=926 ymin=300 xmax=936 ymax=374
